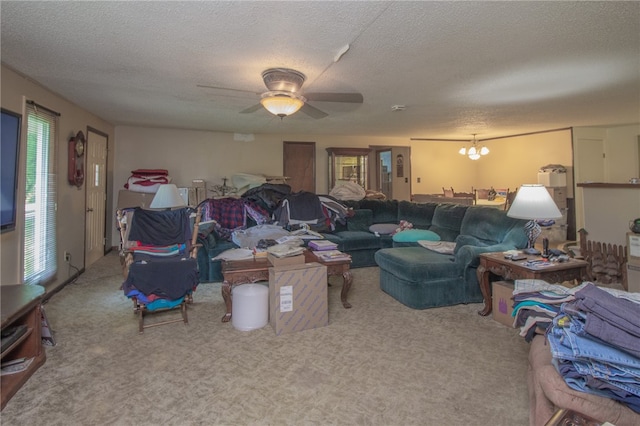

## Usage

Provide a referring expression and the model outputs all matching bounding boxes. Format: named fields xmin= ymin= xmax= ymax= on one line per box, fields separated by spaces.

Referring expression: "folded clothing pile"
xmin=546 ymin=283 xmax=640 ymax=414
xmin=124 ymin=169 xmax=170 ymax=193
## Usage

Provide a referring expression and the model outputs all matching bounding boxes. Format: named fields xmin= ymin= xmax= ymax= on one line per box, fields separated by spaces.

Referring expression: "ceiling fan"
xmin=198 ymin=68 xmax=363 ymax=119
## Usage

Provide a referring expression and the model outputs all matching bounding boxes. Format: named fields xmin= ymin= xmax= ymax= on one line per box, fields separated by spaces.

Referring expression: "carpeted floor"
xmin=1 ymin=252 xmax=531 ymax=425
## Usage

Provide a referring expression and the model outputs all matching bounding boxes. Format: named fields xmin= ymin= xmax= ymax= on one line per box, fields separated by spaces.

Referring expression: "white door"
xmin=85 ymin=129 xmax=108 ymax=266
xmin=391 ymin=146 xmax=412 ymax=201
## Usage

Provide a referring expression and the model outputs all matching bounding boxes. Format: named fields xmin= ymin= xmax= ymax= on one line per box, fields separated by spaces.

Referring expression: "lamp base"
xmin=522 ymin=247 xmax=541 ymax=255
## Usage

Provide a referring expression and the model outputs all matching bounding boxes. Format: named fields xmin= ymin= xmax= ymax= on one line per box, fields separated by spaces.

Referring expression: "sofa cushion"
xmin=429 ymin=204 xmax=469 ymax=241
xmin=392 ymin=229 xmax=441 ymax=243
xmin=397 ymin=200 xmax=438 ymax=229
xmin=356 ymin=199 xmax=399 ymax=223
xmin=375 ymin=247 xmax=457 ymax=282
xmin=347 ymin=209 xmax=373 ymax=232
xmin=332 ymin=231 xmax=385 ymax=251
xmin=369 ymin=223 xmax=398 ymax=235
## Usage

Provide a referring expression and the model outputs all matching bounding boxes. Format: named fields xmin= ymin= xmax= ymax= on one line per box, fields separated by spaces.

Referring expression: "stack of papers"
xmin=308 ymin=240 xmax=338 ymax=251
xmin=267 ymin=244 xmax=305 ymax=258
xmin=313 ymin=250 xmax=351 ymax=262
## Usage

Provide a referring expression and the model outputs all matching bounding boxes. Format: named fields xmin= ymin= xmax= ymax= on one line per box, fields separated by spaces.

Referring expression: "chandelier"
xmin=458 ymin=135 xmax=489 ymax=160
xmin=260 ymin=92 xmax=305 ymax=117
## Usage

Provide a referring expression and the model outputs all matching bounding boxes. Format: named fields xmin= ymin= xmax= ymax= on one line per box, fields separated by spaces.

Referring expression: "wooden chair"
xmin=442 ymin=187 xmax=454 ymax=197
xmin=505 ymin=190 xmax=517 ymax=211
xmin=474 ymin=188 xmax=490 ymax=200
xmin=117 ymin=206 xmax=202 ymax=333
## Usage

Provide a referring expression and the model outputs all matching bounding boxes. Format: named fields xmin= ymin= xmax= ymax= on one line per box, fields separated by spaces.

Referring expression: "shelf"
xmin=1 ymin=285 xmax=46 ymax=411
xmin=1 ymin=327 xmax=33 ymax=360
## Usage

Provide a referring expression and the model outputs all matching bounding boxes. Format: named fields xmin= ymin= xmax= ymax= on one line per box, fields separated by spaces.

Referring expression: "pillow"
xmin=369 ymin=223 xmax=399 ymax=235
xmin=392 ymin=229 xmax=441 ymax=243
xmin=418 ymin=240 xmax=456 ymax=254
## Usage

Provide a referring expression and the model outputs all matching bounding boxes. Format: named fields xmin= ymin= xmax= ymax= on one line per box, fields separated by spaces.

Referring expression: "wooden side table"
xmin=476 ymin=252 xmax=588 ymax=316
xmin=1 ymin=284 xmax=46 ymax=410
xmin=220 ymin=257 xmax=271 ymax=322
xmin=303 ymin=250 xmax=353 ymax=309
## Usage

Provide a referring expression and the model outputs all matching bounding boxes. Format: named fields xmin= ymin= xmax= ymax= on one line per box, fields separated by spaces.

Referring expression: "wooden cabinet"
xmin=1 ymin=285 xmax=46 ymax=410
xmin=326 ymin=147 xmax=370 ymax=190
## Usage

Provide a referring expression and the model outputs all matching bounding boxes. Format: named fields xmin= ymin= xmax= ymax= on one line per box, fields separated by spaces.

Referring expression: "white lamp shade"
xmin=150 ymin=184 xmax=186 ymax=209
xmin=507 ymin=184 xmax=562 ymax=220
xmin=260 ymin=95 xmax=304 ymax=117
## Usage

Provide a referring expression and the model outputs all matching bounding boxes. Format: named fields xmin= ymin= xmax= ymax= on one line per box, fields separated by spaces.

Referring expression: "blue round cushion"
xmin=392 ymin=229 xmax=441 ymax=243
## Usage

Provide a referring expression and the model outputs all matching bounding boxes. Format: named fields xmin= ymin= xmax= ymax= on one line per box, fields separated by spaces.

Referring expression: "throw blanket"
xmin=198 ymin=198 xmax=270 ymax=241
xmin=273 ymin=191 xmax=326 ymax=227
xmin=124 ymin=169 xmax=170 ymax=193
xmin=128 ymin=208 xmax=191 ymax=246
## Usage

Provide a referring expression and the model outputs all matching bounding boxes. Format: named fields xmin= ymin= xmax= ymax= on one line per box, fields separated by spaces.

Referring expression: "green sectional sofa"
xmin=373 ymin=202 xmax=528 ymax=309
xmin=197 ymin=198 xmax=528 ymax=310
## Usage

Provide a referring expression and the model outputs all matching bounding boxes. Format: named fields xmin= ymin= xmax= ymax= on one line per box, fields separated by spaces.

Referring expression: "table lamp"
xmin=507 ymin=184 xmax=562 ymax=255
xmin=150 ymin=184 xmax=186 ymax=210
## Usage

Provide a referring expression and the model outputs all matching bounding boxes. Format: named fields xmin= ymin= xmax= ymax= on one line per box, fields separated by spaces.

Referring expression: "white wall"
xmin=573 ymin=124 xmax=640 ymax=232
xmin=110 ymin=127 xmax=575 ymax=244
xmin=1 ymin=65 xmax=115 ymax=288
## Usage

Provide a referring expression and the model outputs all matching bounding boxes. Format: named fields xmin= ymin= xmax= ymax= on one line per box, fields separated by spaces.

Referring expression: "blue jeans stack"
xmin=547 ymin=283 xmax=640 ymax=414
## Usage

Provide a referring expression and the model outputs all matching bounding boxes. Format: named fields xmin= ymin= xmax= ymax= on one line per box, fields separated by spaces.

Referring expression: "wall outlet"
xmin=64 ymin=251 xmax=71 ymax=262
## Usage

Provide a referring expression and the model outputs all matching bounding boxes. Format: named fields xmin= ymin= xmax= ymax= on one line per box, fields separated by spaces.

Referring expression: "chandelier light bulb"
xmin=469 ymin=153 xmax=481 ymax=160
xmin=468 ymin=146 xmax=477 ymax=156
xmin=480 ymin=146 xmax=490 ymax=156
xmin=458 ymin=147 xmax=467 ymax=155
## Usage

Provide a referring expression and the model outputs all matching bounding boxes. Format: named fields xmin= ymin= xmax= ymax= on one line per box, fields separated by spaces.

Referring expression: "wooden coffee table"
xmin=303 ymin=250 xmax=353 ymax=309
xmin=220 ymin=250 xmax=353 ymax=322
xmin=476 ymin=252 xmax=588 ymax=316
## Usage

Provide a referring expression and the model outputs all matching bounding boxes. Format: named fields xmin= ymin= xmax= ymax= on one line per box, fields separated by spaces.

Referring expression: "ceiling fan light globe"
xmin=260 ymin=95 xmax=304 ymax=117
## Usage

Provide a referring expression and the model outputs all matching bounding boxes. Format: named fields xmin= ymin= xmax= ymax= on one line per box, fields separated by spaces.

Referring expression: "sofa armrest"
xmin=455 ymin=243 xmax=518 ymax=268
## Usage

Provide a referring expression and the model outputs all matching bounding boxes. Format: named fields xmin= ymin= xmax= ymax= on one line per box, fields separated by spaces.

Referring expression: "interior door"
xmin=85 ymin=128 xmax=108 ymax=266
xmin=283 ymin=141 xmax=315 ymax=193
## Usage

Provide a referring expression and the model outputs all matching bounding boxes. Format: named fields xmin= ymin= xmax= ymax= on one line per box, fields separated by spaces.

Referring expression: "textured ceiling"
xmin=1 ymin=1 xmax=639 ymax=140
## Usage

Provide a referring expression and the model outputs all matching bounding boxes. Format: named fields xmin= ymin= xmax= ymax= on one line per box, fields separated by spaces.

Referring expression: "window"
xmin=24 ymin=102 xmax=58 ymax=285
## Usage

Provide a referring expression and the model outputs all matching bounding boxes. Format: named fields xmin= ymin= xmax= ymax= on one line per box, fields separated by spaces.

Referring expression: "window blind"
xmin=24 ymin=101 xmax=58 ymax=286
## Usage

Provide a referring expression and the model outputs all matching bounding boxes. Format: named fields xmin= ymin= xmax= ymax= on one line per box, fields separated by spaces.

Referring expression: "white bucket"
xmin=232 ymin=283 xmax=269 ymax=331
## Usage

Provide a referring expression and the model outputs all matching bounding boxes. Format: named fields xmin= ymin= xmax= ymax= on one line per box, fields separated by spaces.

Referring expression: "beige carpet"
xmin=1 ymin=252 xmax=531 ymax=425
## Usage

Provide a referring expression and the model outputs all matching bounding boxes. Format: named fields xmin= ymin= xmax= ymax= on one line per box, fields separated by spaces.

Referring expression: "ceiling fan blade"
xmin=304 ymin=92 xmax=363 ymax=103
xmin=410 ymin=138 xmax=469 ymax=142
xmin=239 ymin=103 xmax=263 ymax=114
xmin=197 ymin=84 xmax=261 ymax=96
xmin=300 ymin=103 xmax=329 ymax=119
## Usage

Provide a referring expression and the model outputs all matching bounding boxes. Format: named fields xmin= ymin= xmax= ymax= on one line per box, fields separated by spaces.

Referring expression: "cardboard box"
xmin=269 ymin=263 xmax=328 ymax=335
xmin=267 ymin=253 xmax=305 ymax=267
xmin=538 ymin=172 xmax=567 ymax=187
xmin=627 ymin=232 xmax=640 ymax=268
xmin=627 ymin=264 xmax=640 ymax=293
xmin=492 ymin=281 xmax=515 ymax=328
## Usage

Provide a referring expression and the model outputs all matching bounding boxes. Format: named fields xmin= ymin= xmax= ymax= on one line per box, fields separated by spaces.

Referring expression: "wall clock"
xmin=68 ymin=130 xmax=85 ymax=187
